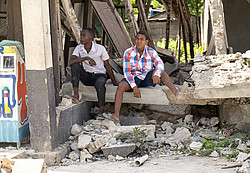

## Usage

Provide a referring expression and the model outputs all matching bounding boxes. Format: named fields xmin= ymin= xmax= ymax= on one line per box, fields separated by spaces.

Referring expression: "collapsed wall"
xmin=191 ymin=50 xmax=250 ymax=132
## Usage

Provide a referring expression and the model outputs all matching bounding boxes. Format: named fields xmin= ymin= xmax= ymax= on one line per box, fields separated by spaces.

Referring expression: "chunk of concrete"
xmin=237 ymin=144 xmax=248 ymax=152
xmin=236 ymin=152 xmax=250 ymax=162
xmin=101 ymin=143 xmax=136 ymax=157
xmin=78 ymin=135 xmax=92 ymax=149
xmin=209 ymin=150 xmax=219 ymax=157
xmin=101 ymin=118 xmax=116 ymax=129
xmin=71 ymin=124 xmax=82 ymax=136
xmin=171 ymin=127 xmax=191 ymax=141
xmin=80 ymin=149 xmax=93 ymax=162
xmin=68 ymin=151 xmax=80 ymax=161
xmin=88 ymin=138 xmax=107 ymax=154
xmin=117 ymin=125 xmax=155 ymax=141
xmin=238 ymin=160 xmax=250 ymax=173
xmin=161 ymin=122 xmax=174 ymax=134
xmin=189 ymin=142 xmax=203 ymax=151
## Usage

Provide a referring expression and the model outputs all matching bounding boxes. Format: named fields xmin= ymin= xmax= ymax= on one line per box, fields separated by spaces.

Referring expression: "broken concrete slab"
xmin=119 ymin=116 xmax=148 ymax=126
xmin=101 ymin=143 xmax=136 ymax=157
xmin=117 ymin=125 xmax=155 ymax=141
xmin=12 ymin=159 xmax=46 ymax=173
xmin=78 ymin=83 xmax=170 ymax=105
xmin=80 ymin=149 xmax=93 ymax=162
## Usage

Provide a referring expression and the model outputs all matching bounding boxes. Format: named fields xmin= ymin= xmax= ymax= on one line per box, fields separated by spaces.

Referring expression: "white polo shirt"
xmin=72 ymin=41 xmax=109 ymax=74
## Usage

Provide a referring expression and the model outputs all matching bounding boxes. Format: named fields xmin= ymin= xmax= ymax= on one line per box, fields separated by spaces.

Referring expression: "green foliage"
xmin=130 ymin=127 xmax=149 ymax=155
xmin=227 ymin=150 xmax=239 ymax=160
xmin=156 ymin=38 xmax=205 ymax=63
xmin=151 ymin=0 xmax=164 ymax=9
xmin=186 ymin=0 xmax=204 ymax=16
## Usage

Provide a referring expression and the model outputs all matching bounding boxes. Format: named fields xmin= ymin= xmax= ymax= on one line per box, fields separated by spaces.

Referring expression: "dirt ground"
xmin=47 ymin=155 xmax=236 ymax=173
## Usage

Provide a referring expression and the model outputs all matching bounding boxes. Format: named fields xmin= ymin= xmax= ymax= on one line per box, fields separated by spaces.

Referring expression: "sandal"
xmin=72 ymin=95 xmax=80 ymax=104
xmin=103 ymin=113 xmax=120 ymax=125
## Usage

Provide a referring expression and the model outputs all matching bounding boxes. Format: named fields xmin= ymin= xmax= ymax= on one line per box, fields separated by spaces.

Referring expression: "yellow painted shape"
xmin=4 ymin=102 xmax=11 ymax=114
xmin=2 ymin=46 xmax=16 ymax=54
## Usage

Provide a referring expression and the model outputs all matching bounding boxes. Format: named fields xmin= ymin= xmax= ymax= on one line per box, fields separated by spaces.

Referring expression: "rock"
xmin=148 ymin=105 xmax=190 ymax=116
xmin=148 ymin=120 xmax=157 ymax=125
xmin=246 ymin=141 xmax=250 ymax=147
xmin=192 ymin=64 xmax=209 ymax=72
xmin=171 ymin=127 xmax=191 ymax=141
xmin=70 ymin=142 xmax=78 ymax=151
xmin=109 ymin=125 xmax=118 ymax=133
xmin=68 ymin=151 xmax=80 ymax=161
xmin=117 ymin=125 xmax=155 ymax=141
xmin=209 ymin=151 xmax=219 ymax=157
xmin=161 ymin=122 xmax=174 ymax=134
xmin=176 ymin=141 xmax=184 ymax=150
xmin=236 ymin=152 xmax=250 ymax=162
xmin=101 ymin=143 xmax=136 ymax=157
xmin=129 ymin=103 xmax=144 ymax=110
xmin=116 ymin=155 xmax=125 ymax=161
xmin=238 ymin=160 xmax=250 ymax=173
xmin=80 ymin=149 xmax=93 ymax=162
xmin=108 ymin=155 xmax=116 ymax=161
xmin=113 ymin=132 xmax=121 ymax=139
xmin=88 ymin=137 xmax=107 ymax=154
xmin=102 ymin=118 xmax=116 ymax=129
xmin=189 ymin=142 xmax=203 ymax=151
xmin=83 ymin=125 xmax=93 ymax=132
xmin=184 ymin=114 xmax=193 ymax=123
xmin=220 ymin=149 xmax=233 ymax=156
xmin=59 ymin=98 xmax=72 ymax=107
xmin=71 ymin=124 xmax=82 ymax=136
xmin=78 ymin=135 xmax=92 ymax=149
xmin=164 ymin=61 xmax=177 ymax=75
xmin=109 ymin=138 xmax=117 ymax=145
xmin=210 ymin=117 xmax=219 ymax=127
xmin=237 ymin=144 xmax=248 ymax=152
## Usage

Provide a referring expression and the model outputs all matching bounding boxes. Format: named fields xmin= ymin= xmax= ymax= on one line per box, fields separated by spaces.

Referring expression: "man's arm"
xmin=104 ymin=60 xmax=118 ymax=86
xmin=68 ymin=55 xmax=96 ymax=66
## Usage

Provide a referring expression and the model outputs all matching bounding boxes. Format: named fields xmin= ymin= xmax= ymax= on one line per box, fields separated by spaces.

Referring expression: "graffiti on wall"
xmin=0 ymin=75 xmax=16 ymax=118
xmin=17 ymin=61 xmax=28 ymax=124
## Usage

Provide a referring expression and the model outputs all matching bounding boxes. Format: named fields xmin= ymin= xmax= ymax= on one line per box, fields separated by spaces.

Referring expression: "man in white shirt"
xmin=69 ymin=28 xmax=118 ymax=114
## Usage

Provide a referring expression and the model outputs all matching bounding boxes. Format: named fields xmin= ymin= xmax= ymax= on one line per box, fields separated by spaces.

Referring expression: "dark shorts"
xmin=121 ymin=70 xmax=156 ymax=89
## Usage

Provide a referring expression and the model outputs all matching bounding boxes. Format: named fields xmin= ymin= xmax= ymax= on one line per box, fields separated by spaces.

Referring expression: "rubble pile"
xmin=192 ymin=51 xmax=250 ymax=89
xmin=59 ymin=111 xmax=250 ymax=172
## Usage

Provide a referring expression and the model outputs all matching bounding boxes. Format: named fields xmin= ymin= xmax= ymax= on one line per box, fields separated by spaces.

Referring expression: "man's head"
xmin=80 ymin=28 xmax=95 ymax=45
xmin=135 ymin=31 xmax=149 ymax=50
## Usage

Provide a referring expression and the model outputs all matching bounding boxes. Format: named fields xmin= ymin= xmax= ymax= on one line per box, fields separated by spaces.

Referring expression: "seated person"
xmin=69 ymin=28 xmax=118 ymax=115
xmin=106 ymin=31 xmax=178 ymax=123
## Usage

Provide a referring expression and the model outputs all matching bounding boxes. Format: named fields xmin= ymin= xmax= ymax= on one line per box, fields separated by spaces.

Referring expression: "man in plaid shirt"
xmin=106 ymin=31 xmax=178 ymax=124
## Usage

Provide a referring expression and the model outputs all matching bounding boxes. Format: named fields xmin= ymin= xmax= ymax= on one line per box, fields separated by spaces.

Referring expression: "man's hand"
xmin=133 ymin=86 xmax=141 ymax=98
xmin=85 ymin=57 xmax=96 ymax=66
xmin=152 ymin=75 xmax=160 ymax=85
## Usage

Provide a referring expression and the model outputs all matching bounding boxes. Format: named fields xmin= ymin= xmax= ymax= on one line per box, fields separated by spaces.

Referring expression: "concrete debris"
xmin=171 ymin=127 xmax=191 ymax=141
xmin=237 ymin=144 xmax=248 ymax=152
xmin=108 ymin=155 xmax=116 ymax=161
xmin=78 ymin=135 xmax=92 ymax=149
xmin=161 ymin=122 xmax=174 ymax=134
xmin=189 ymin=142 xmax=203 ymax=151
xmin=115 ymin=155 xmax=125 ymax=161
xmin=68 ymin=151 xmax=80 ymax=161
xmin=236 ymin=152 xmax=250 ymax=162
xmin=88 ymin=138 xmax=107 ymax=154
xmin=246 ymin=141 xmax=250 ymax=147
xmin=101 ymin=144 xmax=136 ymax=157
xmin=209 ymin=151 xmax=219 ymax=157
xmin=71 ymin=124 xmax=82 ymax=136
xmin=80 ymin=149 xmax=93 ymax=162
xmin=237 ymin=160 xmax=250 ymax=173
xmin=192 ymin=52 xmax=250 ymax=89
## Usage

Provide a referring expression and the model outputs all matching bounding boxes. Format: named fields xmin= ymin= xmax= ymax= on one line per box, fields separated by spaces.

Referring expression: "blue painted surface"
xmin=0 ymin=120 xmax=29 ymax=142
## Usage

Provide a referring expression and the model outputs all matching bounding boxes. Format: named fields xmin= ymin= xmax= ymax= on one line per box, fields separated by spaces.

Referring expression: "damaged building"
xmin=0 ymin=0 xmax=249 ymax=165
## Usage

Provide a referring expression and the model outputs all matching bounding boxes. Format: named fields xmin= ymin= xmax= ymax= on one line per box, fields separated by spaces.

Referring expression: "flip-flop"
xmin=103 ymin=113 xmax=120 ymax=125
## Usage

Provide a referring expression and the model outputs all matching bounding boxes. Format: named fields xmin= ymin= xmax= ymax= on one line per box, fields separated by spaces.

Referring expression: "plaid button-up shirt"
xmin=123 ymin=45 xmax=164 ymax=88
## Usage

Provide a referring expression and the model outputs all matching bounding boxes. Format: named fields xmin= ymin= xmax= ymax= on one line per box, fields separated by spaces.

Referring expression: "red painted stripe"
xmin=4 ymin=93 xmax=8 ymax=97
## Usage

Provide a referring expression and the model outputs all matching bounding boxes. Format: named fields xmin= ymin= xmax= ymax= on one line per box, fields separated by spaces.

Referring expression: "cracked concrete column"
xmin=21 ymin=0 xmax=58 ymax=151
xmin=209 ymin=0 xmax=227 ymax=55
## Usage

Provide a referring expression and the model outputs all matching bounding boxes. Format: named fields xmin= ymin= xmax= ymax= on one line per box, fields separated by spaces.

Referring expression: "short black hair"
xmin=82 ymin=27 xmax=95 ymax=38
xmin=136 ymin=31 xmax=149 ymax=40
